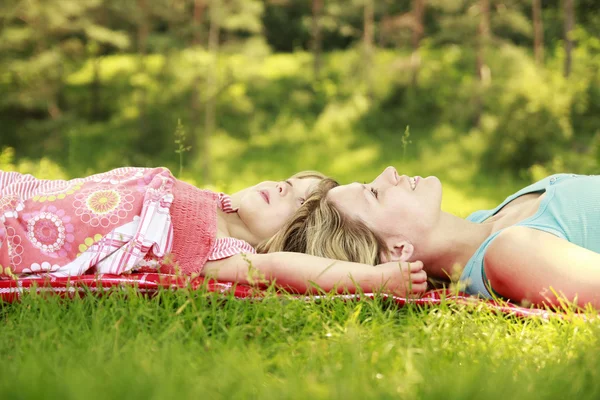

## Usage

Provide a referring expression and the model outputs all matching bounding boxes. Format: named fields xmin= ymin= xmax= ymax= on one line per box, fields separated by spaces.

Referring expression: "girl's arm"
xmin=202 ymin=252 xmax=428 ymax=296
xmin=484 ymin=226 xmax=600 ymax=308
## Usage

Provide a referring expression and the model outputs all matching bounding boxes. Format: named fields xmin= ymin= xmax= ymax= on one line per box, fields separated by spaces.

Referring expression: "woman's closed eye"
xmin=361 ymin=183 xmax=378 ymax=200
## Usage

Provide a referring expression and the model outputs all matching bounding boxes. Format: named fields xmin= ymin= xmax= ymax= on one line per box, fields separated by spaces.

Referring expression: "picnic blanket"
xmin=0 ymin=273 xmax=590 ymax=320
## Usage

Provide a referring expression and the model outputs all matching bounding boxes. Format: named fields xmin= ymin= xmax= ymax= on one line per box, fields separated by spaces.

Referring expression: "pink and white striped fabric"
xmin=0 ymin=167 xmax=254 ymax=278
xmin=209 ymin=193 xmax=256 ymax=260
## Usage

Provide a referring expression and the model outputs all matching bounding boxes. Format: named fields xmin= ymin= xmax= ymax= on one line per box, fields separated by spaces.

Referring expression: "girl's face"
xmin=237 ymin=177 xmax=321 ymax=241
xmin=326 ymin=166 xmax=442 ymax=258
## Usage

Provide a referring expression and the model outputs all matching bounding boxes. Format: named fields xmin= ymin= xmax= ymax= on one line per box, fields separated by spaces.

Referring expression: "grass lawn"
xmin=1 ymin=288 xmax=599 ymax=400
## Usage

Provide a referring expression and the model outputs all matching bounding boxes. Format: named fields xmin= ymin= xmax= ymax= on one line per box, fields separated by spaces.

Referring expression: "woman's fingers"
xmin=408 ymin=260 xmax=424 ymax=272
xmin=408 ymin=269 xmax=427 ymax=294
xmin=411 ymin=270 xmax=428 ymax=284
xmin=379 ymin=260 xmax=428 ymax=296
xmin=410 ymin=282 xmax=428 ymax=294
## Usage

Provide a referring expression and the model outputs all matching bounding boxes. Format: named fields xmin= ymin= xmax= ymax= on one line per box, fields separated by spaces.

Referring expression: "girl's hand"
xmin=205 ymin=253 xmax=428 ymax=296
xmin=377 ymin=260 xmax=428 ymax=297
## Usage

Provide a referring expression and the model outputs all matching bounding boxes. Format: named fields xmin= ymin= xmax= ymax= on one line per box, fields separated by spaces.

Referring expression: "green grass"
xmin=1 ymin=288 xmax=599 ymax=399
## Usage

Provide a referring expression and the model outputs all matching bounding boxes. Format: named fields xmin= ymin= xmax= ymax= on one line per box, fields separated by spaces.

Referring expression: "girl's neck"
xmin=214 ymin=190 xmax=262 ymax=247
xmin=422 ymin=212 xmax=494 ymax=281
xmin=217 ymin=209 xmax=261 ymax=247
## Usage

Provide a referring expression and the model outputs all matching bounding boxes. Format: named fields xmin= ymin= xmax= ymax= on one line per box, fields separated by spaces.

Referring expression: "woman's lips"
xmin=259 ymin=190 xmax=270 ymax=204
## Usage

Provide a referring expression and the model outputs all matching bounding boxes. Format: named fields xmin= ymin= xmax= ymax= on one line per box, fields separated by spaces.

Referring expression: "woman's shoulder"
xmin=483 ymin=225 xmax=565 ymax=267
xmin=481 ymin=226 xmax=532 ymax=277
xmin=466 ymin=173 xmax=573 ymax=222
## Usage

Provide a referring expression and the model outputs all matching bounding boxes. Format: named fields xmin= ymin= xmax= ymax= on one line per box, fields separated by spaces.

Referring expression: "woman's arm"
xmin=485 ymin=226 xmax=600 ymax=308
xmin=202 ymin=252 xmax=428 ymax=296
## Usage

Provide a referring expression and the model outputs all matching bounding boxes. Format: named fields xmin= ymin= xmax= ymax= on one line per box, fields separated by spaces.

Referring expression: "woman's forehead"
xmin=328 ymin=183 xmax=363 ymax=205
xmin=328 ymin=184 xmax=375 ymax=229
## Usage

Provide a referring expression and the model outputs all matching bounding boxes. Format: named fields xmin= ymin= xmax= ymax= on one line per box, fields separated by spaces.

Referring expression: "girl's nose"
xmin=277 ymin=182 xmax=289 ymax=196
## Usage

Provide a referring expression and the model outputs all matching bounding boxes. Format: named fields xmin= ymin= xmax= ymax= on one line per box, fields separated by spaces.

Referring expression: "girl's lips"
xmin=259 ymin=190 xmax=270 ymax=204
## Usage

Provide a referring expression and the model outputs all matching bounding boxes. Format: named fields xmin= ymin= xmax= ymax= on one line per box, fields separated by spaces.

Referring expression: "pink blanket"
xmin=0 ymin=273 xmax=591 ymax=320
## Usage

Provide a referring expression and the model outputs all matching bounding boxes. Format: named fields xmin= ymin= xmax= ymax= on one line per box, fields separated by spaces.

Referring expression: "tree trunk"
xmin=476 ymin=0 xmax=490 ymax=83
xmin=378 ymin=6 xmax=386 ymax=46
xmin=532 ymin=0 xmax=544 ymax=66
xmin=48 ymin=60 xmax=63 ymax=120
xmin=89 ymin=6 xmax=107 ymax=122
xmin=410 ymin=0 xmax=425 ymax=87
xmin=474 ymin=0 xmax=490 ymax=126
xmin=137 ymin=0 xmax=149 ymax=137
xmin=90 ymin=54 xmax=102 ymax=121
xmin=363 ymin=0 xmax=374 ymax=99
xmin=193 ymin=0 xmax=205 ymax=46
xmin=563 ymin=0 xmax=574 ymax=77
xmin=32 ymin=14 xmax=62 ymax=120
xmin=311 ymin=0 xmax=323 ymax=80
xmin=203 ymin=0 xmax=220 ymax=184
xmin=190 ymin=0 xmax=205 ymax=161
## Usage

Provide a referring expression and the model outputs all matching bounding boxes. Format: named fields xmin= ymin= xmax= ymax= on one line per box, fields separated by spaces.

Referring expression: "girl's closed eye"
xmin=370 ymin=187 xmax=378 ymax=199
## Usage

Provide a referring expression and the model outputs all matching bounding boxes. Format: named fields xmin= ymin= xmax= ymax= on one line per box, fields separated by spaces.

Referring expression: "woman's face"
xmin=327 ymin=166 xmax=442 ymax=257
xmin=237 ymin=177 xmax=321 ymax=241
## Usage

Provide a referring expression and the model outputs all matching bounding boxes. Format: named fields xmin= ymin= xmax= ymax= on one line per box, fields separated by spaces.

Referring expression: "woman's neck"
xmin=421 ymin=212 xmax=494 ymax=281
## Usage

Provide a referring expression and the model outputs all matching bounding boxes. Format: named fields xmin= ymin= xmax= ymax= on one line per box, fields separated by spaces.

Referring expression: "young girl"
xmin=263 ymin=166 xmax=600 ymax=308
xmin=0 ymin=167 xmax=427 ymax=296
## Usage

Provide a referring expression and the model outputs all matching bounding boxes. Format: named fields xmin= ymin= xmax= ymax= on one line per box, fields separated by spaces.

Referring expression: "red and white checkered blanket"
xmin=0 ymin=273 xmax=592 ymax=320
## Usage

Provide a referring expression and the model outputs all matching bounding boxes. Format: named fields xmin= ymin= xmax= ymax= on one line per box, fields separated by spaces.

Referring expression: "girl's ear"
xmin=381 ymin=240 xmax=414 ymax=263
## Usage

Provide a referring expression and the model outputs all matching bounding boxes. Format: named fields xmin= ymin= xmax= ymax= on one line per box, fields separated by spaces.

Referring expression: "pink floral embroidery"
xmin=24 ymin=205 xmax=75 ymax=258
xmin=6 ymin=227 xmax=24 ymax=267
xmin=91 ymin=169 xmax=143 ymax=185
xmin=0 ymin=194 xmax=23 ymax=222
xmin=73 ymin=185 xmax=135 ymax=228
xmin=88 ymin=190 xmax=121 ymax=213
xmin=136 ymin=171 xmax=155 ymax=193
xmin=32 ymin=181 xmax=83 ymax=202
xmin=22 ymin=261 xmax=61 ymax=274
xmin=77 ymin=233 xmax=103 ymax=257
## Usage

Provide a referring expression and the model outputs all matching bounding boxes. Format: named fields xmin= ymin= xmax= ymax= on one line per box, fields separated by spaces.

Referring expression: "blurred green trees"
xmin=0 ymin=0 xmax=598 ymax=186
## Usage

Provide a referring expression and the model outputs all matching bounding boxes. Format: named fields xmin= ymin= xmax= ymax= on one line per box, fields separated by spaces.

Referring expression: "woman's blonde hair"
xmin=257 ymin=178 xmax=388 ymax=265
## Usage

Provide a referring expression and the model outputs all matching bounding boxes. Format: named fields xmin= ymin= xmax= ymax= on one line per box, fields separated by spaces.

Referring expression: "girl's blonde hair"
xmin=257 ymin=178 xmax=388 ymax=265
xmin=288 ymin=170 xmax=328 ymax=181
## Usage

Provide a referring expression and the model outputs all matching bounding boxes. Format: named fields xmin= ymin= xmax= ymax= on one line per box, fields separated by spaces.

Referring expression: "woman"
xmin=0 ymin=167 xmax=427 ymax=296
xmin=264 ymin=166 xmax=600 ymax=308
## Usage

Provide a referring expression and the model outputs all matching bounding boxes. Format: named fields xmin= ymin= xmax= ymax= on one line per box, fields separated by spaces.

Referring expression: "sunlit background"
xmin=1 ymin=0 xmax=598 ymax=216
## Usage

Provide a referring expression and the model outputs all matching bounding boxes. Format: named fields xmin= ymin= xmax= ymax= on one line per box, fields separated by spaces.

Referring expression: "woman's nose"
xmin=385 ymin=166 xmax=398 ymax=181
xmin=374 ymin=166 xmax=398 ymax=185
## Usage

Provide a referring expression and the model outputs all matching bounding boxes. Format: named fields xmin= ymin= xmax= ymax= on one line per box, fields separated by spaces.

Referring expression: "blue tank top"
xmin=459 ymin=174 xmax=600 ymax=298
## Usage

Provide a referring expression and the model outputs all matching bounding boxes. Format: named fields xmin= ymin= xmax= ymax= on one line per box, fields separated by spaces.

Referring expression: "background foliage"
xmin=1 ymin=0 xmax=599 ymax=211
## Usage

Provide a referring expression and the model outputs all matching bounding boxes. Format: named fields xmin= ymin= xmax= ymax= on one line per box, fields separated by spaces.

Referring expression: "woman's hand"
xmin=376 ymin=260 xmax=428 ymax=297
